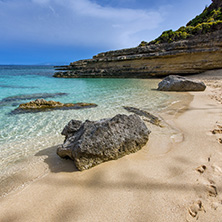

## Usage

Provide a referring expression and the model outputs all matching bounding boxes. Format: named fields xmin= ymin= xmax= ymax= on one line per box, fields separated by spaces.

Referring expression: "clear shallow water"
xmin=0 ymin=65 xmax=187 ymax=186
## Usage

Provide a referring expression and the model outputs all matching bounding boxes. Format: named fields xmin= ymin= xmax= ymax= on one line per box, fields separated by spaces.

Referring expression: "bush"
xmin=139 ymin=5 xmax=222 ymax=46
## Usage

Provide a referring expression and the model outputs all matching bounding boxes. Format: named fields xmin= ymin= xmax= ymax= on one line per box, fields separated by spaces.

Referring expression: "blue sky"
xmin=0 ymin=0 xmax=212 ymax=65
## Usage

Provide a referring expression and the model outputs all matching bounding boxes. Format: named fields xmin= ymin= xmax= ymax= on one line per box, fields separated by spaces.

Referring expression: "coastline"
xmin=0 ymin=70 xmax=222 ymax=221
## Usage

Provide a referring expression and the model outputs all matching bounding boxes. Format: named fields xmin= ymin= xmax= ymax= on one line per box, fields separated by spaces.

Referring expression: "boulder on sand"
xmin=57 ymin=114 xmax=151 ymax=171
xmin=157 ymin=75 xmax=206 ymax=91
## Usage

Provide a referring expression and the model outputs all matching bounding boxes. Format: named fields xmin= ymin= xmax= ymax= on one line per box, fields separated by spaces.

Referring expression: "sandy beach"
xmin=0 ymin=70 xmax=222 ymax=222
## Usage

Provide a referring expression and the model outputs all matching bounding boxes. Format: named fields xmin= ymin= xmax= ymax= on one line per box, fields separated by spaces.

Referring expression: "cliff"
xmin=54 ymin=0 xmax=222 ymax=78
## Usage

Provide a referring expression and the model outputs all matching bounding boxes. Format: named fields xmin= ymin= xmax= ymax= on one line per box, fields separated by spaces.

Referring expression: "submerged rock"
xmin=0 ymin=84 xmax=37 ymax=89
xmin=57 ymin=114 xmax=150 ymax=171
xmin=1 ymin=92 xmax=68 ymax=103
xmin=157 ymin=75 xmax=206 ymax=91
xmin=123 ymin=106 xmax=163 ymax=127
xmin=11 ymin=99 xmax=97 ymax=114
xmin=0 ymin=92 xmax=68 ymax=107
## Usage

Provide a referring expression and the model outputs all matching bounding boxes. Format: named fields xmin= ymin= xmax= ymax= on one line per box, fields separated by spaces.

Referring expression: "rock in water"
xmin=123 ymin=106 xmax=163 ymax=127
xmin=0 ymin=92 xmax=68 ymax=107
xmin=157 ymin=75 xmax=206 ymax=91
xmin=57 ymin=114 xmax=151 ymax=171
xmin=11 ymin=99 xmax=97 ymax=114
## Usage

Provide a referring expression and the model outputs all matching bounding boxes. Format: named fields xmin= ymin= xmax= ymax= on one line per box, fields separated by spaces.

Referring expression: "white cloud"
xmin=0 ymin=0 xmax=165 ymax=48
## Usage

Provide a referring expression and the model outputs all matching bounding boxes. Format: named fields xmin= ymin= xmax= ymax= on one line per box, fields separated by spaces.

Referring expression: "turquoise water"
xmin=0 ymin=65 xmax=185 ymax=186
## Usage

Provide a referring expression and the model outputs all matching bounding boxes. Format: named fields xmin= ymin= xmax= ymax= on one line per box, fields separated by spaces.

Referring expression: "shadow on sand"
xmin=35 ymin=145 xmax=221 ymax=194
xmin=35 ymin=145 xmax=78 ymax=173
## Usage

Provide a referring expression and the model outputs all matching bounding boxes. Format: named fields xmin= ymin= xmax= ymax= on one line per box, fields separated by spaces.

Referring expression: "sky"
xmin=0 ymin=0 xmax=212 ymax=65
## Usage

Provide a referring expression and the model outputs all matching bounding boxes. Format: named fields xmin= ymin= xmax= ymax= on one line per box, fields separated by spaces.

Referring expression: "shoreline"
xmin=0 ymin=78 xmax=189 ymax=199
xmin=0 ymin=70 xmax=222 ymax=221
xmin=0 ymin=90 xmax=191 ymax=199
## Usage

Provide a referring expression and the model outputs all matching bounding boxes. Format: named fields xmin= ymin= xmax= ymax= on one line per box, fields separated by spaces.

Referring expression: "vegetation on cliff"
xmin=139 ymin=0 xmax=222 ymax=46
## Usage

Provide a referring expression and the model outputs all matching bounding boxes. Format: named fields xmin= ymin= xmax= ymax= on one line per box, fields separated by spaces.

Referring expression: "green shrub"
xmin=139 ymin=5 xmax=222 ymax=46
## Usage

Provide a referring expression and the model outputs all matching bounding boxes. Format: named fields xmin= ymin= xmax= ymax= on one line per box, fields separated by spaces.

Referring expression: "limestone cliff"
xmin=54 ymin=0 xmax=222 ymax=78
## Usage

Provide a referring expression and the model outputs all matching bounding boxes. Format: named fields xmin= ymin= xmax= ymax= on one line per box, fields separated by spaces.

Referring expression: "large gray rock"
xmin=57 ymin=114 xmax=150 ymax=171
xmin=157 ymin=75 xmax=206 ymax=91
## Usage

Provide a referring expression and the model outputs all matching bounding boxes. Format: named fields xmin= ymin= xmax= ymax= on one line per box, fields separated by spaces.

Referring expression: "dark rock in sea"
xmin=157 ymin=75 xmax=206 ymax=91
xmin=1 ymin=92 xmax=68 ymax=102
xmin=57 ymin=114 xmax=150 ymax=171
xmin=0 ymin=84 xmax=37 ymax=89
xmin=11 ymin=103 xmax=20 ymax=107
xmin=123 ymin=106 xmax=163 ymax=127
xmin=0 ymin=92 xmax=68 ymax=107
xmin=11 ymin=99 xmax=98 ymax=114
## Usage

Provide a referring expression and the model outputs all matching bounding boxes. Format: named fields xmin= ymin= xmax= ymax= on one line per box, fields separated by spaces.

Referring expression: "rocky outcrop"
xmin=57 ymin=114 xmax=150 ymax=171
xmin=54 ymin=30 xmax=222 ymax=78
xmin=54 ymin=0 xmax=222 ymax=78
xmin=157 ymin=75 xmax=206 ymax=91
xmin=11 ymin=99 xmax=97 ymax=114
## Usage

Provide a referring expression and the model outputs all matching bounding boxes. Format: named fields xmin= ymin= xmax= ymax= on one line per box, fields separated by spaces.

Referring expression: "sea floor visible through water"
xmin=0 ymin=65 xmax=192 ymax=197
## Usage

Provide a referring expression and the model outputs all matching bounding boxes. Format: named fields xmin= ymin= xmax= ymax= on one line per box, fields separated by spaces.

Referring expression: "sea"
xmin=0 ymin=65 xmax=189 ymax=196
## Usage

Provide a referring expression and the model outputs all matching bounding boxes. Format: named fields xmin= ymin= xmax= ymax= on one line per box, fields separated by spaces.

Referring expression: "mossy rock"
xmin=10 ymin=99 xmax=98 ymax=114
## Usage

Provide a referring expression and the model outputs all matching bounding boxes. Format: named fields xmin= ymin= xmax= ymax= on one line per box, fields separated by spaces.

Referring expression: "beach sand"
xmin=0 ymin=70 xmax=222 ymax=222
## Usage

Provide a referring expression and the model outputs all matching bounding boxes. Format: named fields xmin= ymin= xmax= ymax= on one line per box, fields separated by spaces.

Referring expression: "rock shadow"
xmin=35 ymin=145 xmax=78 ymax=173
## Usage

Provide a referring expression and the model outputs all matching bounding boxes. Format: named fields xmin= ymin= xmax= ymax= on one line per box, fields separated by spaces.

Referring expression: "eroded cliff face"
xmin=54 ymin=30 xmax=222 ymax=78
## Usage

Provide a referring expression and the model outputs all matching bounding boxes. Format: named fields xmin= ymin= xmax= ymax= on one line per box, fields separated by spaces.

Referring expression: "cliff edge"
xmin=54 ymin=0 xmax=222 ymax=78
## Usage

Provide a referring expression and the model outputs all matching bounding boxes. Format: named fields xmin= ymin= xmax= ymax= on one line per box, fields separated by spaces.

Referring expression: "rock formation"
xmin=157 ymin=75 xmax=206 ymax=91
xmin=11 ymin=99 xmax=97 ymax=114
xmin=57 ymin=114 xmax=150 ymax=171
xmin=54 ymin=0 xmax=222 ymax=78
xmin=54 ymin=29 xmax=222 ymax=78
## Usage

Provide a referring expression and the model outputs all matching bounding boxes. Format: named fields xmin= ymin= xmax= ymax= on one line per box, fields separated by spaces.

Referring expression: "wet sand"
xmin=0 ymin=70 xmax=222 ymax=222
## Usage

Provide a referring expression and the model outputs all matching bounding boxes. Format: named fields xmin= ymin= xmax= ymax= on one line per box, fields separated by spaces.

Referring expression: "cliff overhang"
xmin=54 ymin=30 xmax=222 ymax=78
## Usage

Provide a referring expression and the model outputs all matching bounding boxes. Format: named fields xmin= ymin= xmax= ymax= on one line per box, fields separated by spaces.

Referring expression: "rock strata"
xmin=157 ymin=75 xmax=206 ymax=91
xmin=57 ymin=114 xmax=150 ymax=171
xmin=11 ymin=99 xmax=97 ymax=114
xmin=54 ymin=30 xmax=222 ymax=78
